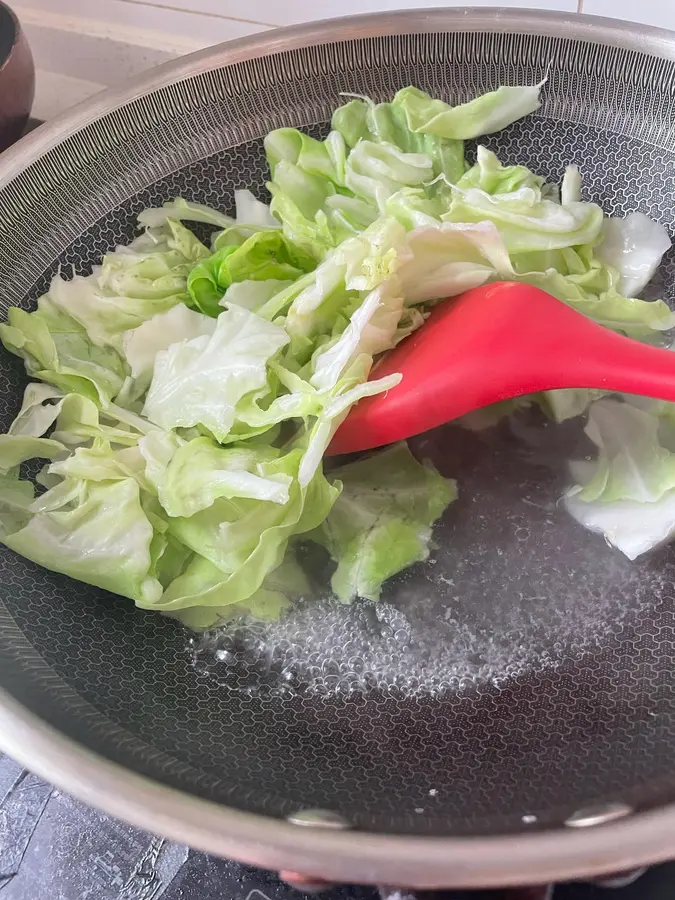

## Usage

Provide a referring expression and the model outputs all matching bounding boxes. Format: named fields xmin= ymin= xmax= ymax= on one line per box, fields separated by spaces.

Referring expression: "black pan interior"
xmin=2 ymin=29 xmax=675 ymax=838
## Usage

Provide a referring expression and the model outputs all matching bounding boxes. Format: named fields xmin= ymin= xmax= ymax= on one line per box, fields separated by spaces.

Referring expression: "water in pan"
xmin=3 ymin=116 xmax=675 ymax=830
xmin=190 ymin=409 xmax=660 ymax=699
xmin=175 ymin=121 xmax=675 ymax=701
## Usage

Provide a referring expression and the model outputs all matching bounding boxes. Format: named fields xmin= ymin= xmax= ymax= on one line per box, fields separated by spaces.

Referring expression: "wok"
xmin=0 ymin=8 xmax=674 ymax=890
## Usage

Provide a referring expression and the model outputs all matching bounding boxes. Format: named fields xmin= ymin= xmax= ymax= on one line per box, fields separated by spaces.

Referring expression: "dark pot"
xmin=0 ymin=0 xmax=34 ymax=152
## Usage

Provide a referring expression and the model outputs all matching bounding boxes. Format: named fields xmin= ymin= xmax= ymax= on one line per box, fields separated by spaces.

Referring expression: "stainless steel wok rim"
xmin=3 ymin=6 xmax=675 ymax=189
xmin=2 ymin=6 xmax=675 ymax=886
xmin=2 ymin=688 xmax=675 ymax=888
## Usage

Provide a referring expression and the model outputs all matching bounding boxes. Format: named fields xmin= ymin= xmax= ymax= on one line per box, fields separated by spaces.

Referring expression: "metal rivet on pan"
xmin=286 ymin=809 xmax=351 ymax=829
xmin=564 ymin=802 xmax=633 ymax=828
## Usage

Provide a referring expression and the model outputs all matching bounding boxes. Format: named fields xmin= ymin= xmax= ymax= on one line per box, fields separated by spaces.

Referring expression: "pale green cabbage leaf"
xmin=565 ymin=398 xmax=675 ymax=559
xmin=311 ymin=443 xmax=457 ymax=602
xmin=142 ymin=304 xmax=290 ymax=441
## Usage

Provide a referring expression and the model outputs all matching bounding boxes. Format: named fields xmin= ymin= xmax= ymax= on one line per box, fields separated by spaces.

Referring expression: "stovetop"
xmin=0 ymin=752 xmax=672 ymax=899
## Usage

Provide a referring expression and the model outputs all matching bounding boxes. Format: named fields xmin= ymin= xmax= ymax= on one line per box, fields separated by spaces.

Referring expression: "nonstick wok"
xmin=1 ymin=9 xmax=675 ymax=890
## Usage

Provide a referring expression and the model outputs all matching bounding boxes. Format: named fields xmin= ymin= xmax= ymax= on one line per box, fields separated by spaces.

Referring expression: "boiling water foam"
xmin=189 ymin=413 xmax=664 ymax=699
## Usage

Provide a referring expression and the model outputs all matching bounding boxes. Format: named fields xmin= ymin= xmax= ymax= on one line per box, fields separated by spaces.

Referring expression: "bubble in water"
xmin=187 ymin=414 xmax=659 ymax=700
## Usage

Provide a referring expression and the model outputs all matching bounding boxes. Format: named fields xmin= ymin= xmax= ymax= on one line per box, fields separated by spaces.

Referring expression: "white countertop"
xmin=11 ymin=0 xmax=669 ymax=121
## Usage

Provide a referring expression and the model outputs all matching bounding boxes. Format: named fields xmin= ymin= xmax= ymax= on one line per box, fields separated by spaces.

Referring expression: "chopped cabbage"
xmin=0 ymin=80 xmax=672 ymax=626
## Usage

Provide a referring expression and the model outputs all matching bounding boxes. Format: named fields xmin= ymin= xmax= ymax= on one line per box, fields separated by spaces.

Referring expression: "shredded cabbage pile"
xmin=0 ymin=83 xmax=672 ymax=628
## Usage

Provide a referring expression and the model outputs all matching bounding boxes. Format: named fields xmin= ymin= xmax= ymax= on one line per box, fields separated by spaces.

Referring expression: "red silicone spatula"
xmin=328 ymin=281 xmax=675 ymax=456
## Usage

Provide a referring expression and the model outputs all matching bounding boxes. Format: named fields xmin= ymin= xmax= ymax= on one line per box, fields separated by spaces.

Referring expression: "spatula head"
xmin=328 ymin=282 xmax=555 ymax=455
